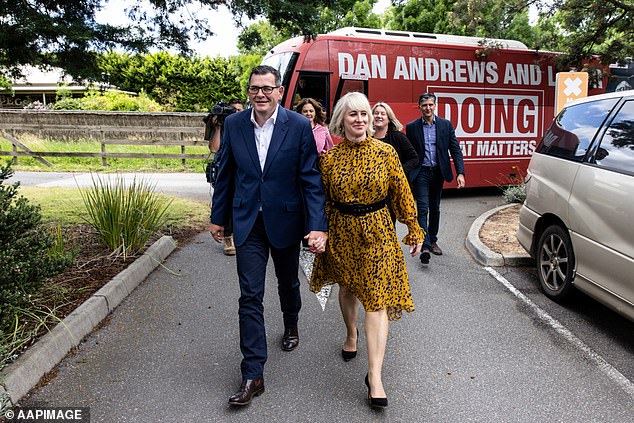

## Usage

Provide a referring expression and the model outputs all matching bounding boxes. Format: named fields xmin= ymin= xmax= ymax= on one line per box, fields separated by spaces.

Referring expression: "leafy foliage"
xmin=0 ymin=162 xmax=72 ymax=344
xmin=79 ymin=175 xmax=173 ymax=258
xmin=501 ymin=183 xmax=526 ymax=203
xmin=0 ymin=0 xmax=336 ymax=82
xmin=2 ymin=0 xmax=632 ymax=83
xmin=385 ymin=0 xmax=633 ymax=68
xmin=97 ymin=52 xmax=243 ymax=111
xmin=52 ymin=90 xmax=164 ymax=112
xmin=546 ymin=0 xmax=634 ymax=67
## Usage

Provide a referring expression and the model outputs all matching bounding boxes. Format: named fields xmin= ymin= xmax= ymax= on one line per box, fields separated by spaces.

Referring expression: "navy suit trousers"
xmin=235 ymin=213 xmax=301 ymax=379
xmin=411 ymin=167 xmax=444 ymax=248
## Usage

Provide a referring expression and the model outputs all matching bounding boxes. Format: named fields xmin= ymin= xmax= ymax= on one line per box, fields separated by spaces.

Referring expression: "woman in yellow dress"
xmin=310 ymin=92 xmax=424 ymax=408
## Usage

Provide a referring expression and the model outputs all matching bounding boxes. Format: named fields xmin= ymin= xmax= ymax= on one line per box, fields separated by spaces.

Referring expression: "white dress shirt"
xmin=250 ymin=105 xmax=279 ymax=171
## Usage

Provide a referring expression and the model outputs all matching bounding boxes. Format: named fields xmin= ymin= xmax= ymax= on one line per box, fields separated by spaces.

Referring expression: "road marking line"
xmin=485 ymin=266 xmax=634 ymax=399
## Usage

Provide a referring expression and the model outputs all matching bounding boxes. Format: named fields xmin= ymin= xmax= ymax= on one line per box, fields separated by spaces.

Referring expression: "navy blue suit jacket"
xmin=406 ymin=116 xmax=465 ymax=183
xmin=210 ymin=106 xmax=327 ymax=249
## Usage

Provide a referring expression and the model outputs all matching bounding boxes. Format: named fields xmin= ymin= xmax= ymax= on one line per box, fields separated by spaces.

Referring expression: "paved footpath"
xmin=9 ymin=173 xmax=634 ymax=422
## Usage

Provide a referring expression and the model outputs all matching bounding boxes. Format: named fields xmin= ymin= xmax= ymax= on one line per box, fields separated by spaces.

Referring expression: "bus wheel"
xmin=537 ymin=225 xmax=576 ymax=301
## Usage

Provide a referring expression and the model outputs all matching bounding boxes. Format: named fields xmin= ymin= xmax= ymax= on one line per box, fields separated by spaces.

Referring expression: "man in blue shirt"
xmin=406 ymin=93 xmax=465 ymax=265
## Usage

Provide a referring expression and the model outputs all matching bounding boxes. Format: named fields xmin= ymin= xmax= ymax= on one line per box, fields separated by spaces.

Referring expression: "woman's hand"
xmin=409 ymin=242 xmax=423 ymax=257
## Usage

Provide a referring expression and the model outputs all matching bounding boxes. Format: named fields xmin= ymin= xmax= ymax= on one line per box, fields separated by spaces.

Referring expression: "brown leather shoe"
xmin=431 ymin=242 xmax=443 ymax=255
xmin=228 ymin=378 xmax=265 ymax=406
xmin=281 ymin=327 xmax=299 ymax=351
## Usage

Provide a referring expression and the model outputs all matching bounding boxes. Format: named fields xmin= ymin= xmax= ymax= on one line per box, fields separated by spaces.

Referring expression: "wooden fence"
xmin=0 ymin=110 xmax=209 ymax=167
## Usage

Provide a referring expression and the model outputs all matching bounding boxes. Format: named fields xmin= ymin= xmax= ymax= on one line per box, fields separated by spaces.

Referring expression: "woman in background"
xmin=372 ymin=102 xmax=418 ymax=222
xmin=372 ymin=102 xmax=418 ymax=176
xmin=296 ymin=98 xmax=334 ymax=155
xmin=310 ymin=92 xmax=424 ymax=409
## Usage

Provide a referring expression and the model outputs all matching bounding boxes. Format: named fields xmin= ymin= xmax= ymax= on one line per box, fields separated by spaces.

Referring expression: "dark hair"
xmin=418 ymin=93 xmax=436 ymax=104
xmin=228 ymin=98 xmax=243 ymax=106
xmin=249 ymin=65 xmax=282 ymax=87
xmin=295 ymin=98 xmax=326 ymax=125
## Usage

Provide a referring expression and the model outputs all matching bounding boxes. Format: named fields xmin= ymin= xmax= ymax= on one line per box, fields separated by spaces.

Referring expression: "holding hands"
xmin=304 ymin=231 xmax=328 ymax=253
xmin=409 ymin=242 xmax=423 ymax=257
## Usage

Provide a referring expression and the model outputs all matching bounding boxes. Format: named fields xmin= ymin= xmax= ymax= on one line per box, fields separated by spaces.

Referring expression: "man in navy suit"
xmin=210 ymin=66 xmax=328 ymax=406
xmin=406 ymin=93 xmax=465 ymax=265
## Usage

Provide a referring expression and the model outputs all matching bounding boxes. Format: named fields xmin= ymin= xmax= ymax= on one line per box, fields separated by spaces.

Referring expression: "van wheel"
xmin=536 ymin=225 xmax=575 ymax=300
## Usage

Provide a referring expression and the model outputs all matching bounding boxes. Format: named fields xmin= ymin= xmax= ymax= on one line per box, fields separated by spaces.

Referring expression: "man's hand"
xmin=410 ymin=242 xmax=423 ymax=257
xmin=209 ymin=223 xmax=225 ymax=243
xmin=304 ymin=231 xmax=328 ymax=253
xmin=457 ymin=174 xmax=466 ymax=189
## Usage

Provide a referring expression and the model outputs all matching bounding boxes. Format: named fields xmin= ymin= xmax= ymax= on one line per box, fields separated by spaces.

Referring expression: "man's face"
xmin=419 ymin=98 xmax=436 ymax=120
xmin=248 ymin=73 xmax=283 ymax=120
xmin=231 ymin=103 xmax=244 ymax=112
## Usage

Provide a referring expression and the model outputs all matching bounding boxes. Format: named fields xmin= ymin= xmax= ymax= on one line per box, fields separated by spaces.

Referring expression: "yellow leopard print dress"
xmin=310 ymin=136 xmax=425 ymax=320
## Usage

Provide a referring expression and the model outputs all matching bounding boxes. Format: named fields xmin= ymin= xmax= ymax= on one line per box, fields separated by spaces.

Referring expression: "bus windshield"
xmin=262 ymin=52 xmax=296 ymax=80
xmin=262 ymin=52 xmax=298 ymax=105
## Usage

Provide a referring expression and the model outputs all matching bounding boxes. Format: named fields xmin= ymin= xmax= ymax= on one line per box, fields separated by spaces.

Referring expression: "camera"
xmin=203 ymin=101 xmax=238 ymax=141
xmin=203 ymin=101 xmax=237 ymax=125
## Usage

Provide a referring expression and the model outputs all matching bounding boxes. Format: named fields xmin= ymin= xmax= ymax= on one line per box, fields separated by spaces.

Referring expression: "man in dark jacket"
xmin=406 ymin=93 xmax=465 ymax=265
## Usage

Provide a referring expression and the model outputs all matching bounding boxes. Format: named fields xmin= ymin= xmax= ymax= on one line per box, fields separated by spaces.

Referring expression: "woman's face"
xmin=343 ymin=107 xmax=369 ymax=141
xmin=301 ymin=103 xmax=316 ymax=123
xmin=373 ymin=106 xmax=388 ymax=130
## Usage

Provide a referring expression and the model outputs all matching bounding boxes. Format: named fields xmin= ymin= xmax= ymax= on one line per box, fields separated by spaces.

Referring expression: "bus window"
xmin=333 ymin=77 xmax=368 ymax=112
xmin=292 ymin=72 xmax=330 ymax=118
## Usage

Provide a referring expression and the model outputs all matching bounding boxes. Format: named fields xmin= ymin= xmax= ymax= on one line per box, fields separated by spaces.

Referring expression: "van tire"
xmin=536 ymin=225 xmax=576 ymax=301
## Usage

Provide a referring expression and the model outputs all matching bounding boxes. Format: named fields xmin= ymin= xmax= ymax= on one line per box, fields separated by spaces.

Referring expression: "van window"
xmin=537 ymin=98 xmax=618 ymax=161
xmin=594 ymin=100 xmax=634 ymax=174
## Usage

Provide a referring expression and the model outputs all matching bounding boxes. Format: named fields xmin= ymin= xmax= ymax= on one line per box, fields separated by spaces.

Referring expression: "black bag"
xmin=206 ymin=156 xmax=219 ymax=188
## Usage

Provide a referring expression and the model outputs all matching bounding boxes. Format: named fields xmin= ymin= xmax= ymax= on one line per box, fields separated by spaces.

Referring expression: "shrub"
xmin=51 ymin=97 xmax=84 ymax=110
xmin=52 ymin=90 xmax=163 ymax=112
xmin=0 ymin=162 xmax=72 ymax=340
xmin=501 ymin=183 xmax=526 ymax=203
xmin=80 ymin=174 xmax=172 ymax=258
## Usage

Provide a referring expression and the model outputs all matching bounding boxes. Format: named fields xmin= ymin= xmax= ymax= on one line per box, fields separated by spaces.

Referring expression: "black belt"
xmin=333 ymin=199 xmax=387 ymax=216
xmin=421 ymin=165 xmax=437 ymax=170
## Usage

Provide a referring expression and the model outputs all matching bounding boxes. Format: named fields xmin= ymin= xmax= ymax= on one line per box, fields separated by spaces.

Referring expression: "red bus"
xmin=262 ymin=27 xmax=606 ymax=188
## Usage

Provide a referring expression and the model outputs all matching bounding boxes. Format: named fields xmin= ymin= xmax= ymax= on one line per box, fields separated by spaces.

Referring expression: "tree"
xmin=385 ymin=0 xmax=455 ymax=34
xmin=544 ymin=0 xmax=634 ymax=66
xmin=314 ymin=0 xmax=383 ymax=34
xmin=97 ymin=51 xmax=242 ymax=111
xmin=0 ymin=0 xmax=338 ymax=81
xmin=388 ymin=0 xmax=634 ymax=67
xmin=237 ymin=21 xmax=292 ymax=57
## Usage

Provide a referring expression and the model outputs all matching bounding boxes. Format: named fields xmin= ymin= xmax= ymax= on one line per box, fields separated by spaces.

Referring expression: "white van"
xmin=517 ymin=90 xmax=634 ymax=322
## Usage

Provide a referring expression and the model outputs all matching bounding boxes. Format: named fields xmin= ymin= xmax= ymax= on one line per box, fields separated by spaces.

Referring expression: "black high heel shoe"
xmin=365 ymin=373 xmax=388 ymax=408
xmin=341 ymin=329 xmax=359 ymax=361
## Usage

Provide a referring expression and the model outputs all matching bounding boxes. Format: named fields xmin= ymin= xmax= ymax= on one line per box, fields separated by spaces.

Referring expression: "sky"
xmin=95 ymin=0 xmax=392 ymax=58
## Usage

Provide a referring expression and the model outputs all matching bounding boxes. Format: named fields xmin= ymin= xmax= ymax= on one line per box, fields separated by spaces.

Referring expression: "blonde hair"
xmin=329 ymin=92 xmax=374 ymax=138
xmin=372 ymin=102 xmax=403 ymax=131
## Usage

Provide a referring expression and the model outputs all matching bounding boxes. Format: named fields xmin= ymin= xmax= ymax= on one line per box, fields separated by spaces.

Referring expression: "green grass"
xmin=20 ymin=186 xmax=210 ymax=230
xmin=0 ymin=185 xmax=209 ymax=373
xmin=0 ymin=134 xmax=211 ymax=173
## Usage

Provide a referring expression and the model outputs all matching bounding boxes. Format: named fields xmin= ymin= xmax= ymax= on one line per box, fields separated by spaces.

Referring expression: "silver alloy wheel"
xmin=536 ymin=225 xmax=575 ymax=300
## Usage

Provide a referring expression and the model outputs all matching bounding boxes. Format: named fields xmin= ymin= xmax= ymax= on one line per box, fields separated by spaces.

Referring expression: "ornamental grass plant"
xmin=80 ymin=174 xmax=173 ymax=258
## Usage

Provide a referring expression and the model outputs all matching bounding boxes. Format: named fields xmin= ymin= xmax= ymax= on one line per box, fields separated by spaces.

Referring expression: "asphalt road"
xmin=11 ymin=173 xmax=634 ymax=422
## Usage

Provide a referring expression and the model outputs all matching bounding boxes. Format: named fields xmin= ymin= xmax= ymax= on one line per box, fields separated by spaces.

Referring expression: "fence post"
xmin=180 ymin=131 xmax=185 ymax=166
xmin=101 ymin=129 xmax=107 ymax=167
